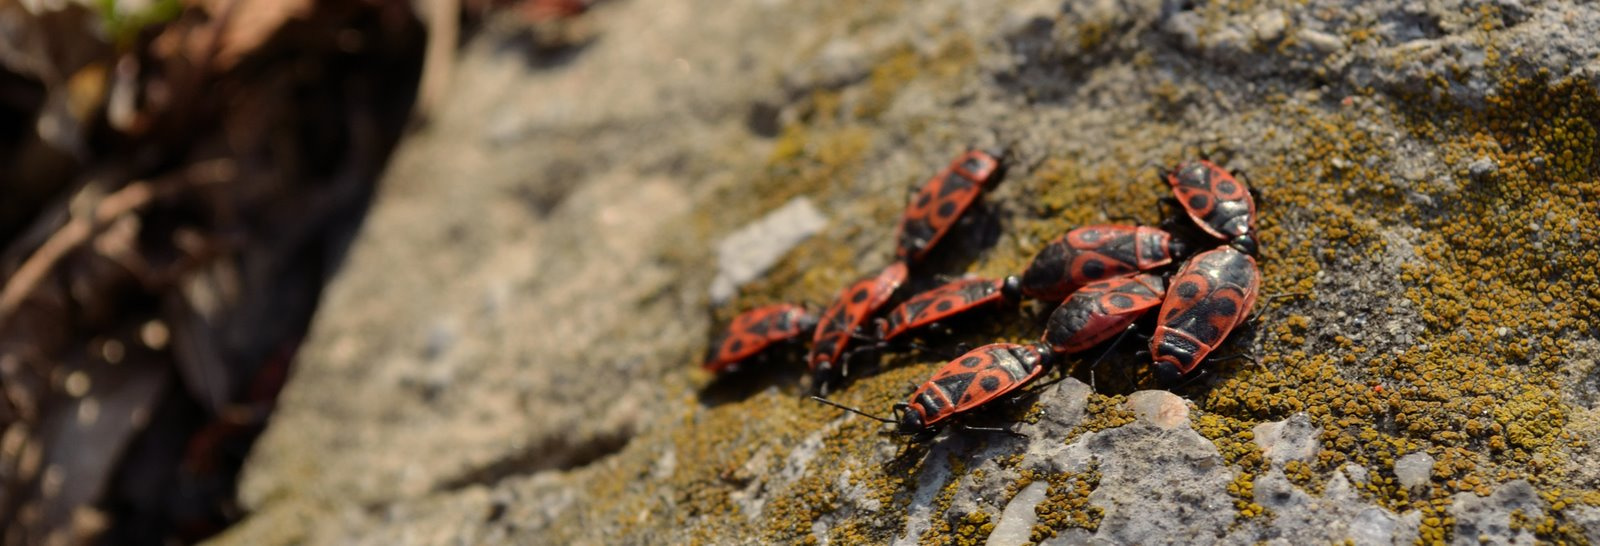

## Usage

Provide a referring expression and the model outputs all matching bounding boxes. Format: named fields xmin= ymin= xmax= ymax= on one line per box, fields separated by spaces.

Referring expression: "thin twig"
xmin=0 ymin=160 xmax=232 ymax=325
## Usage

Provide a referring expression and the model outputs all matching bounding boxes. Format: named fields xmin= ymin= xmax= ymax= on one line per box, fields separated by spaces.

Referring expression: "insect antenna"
xmin=957 ymin=423 xmax=1027 ymax=438
xmin=1207 ymin=352 xmax=1268 ymax=374
xmin=809 ymin=396 xmax=895 ymax=424
xmin=1173 ymin=367 xmax=1213 ymax=389
xmin=1085 ymin=325 xmax=1137 ymax=370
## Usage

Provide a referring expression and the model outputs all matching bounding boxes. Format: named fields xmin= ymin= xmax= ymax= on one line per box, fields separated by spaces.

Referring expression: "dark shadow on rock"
xmin=696 ymin=354 xmax=809 ymax=408
xmin=434 ymin=429 xmax=633 ymax=492
xmin=508 ymin=157 xmax=587 ymax=217
xmin=992 ymin=15 xmax=1124 ymax=106
xmin=885 ymin=439 xmax=935 ymax=477
xmin=491 ymin=28 xmax=597 ymax=70
xmin=745 ymin=101 xmax=783 ymax=138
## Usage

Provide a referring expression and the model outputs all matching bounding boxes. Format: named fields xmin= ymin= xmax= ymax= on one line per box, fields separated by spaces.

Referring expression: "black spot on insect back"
xmin=1109 ymin=294 xmax=1134 ymax=309
xmin=938 ymin=174 xmax=971 ymax=198
xmin=1082 ymin=259 xmax=1106 ymax=279
xmin=1209 ymin=297 xmax=1238 ymax=317
xmin=1176 ymin=281 xmax=1200 ymax=299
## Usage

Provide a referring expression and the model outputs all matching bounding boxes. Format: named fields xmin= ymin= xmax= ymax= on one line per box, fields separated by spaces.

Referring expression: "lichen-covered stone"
xmin=218 ymin=0 xmax=1600 ymax=543
xmin=710 ymin=197 xmax=828 ymax=304
xmin=1450 ymin=480 xmax=1544 ymax=545
xmin=1252 ymin=413 xmax=1320 ymax=467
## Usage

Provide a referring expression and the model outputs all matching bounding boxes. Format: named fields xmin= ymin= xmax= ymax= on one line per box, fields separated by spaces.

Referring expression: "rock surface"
xmin=1394 ymin=451 xmax=1437 ymax=494
xmin=709 ymin=197 xmax=828 ymax=304
xmin=216 ymin=0 xmax=1600 ymax=543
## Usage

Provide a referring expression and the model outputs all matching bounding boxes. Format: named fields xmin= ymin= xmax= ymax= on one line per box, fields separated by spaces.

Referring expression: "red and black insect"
xmin=812 ymin=341 xmax=1053 ymax=441
xmin=1163 ymin=159 xmax=1258 ymax=254
xmin=703 ymin=304 xmax=819 ymax=373
xmin=809 ymin=261 xmax=910 ymax=391
xmin=1019 ymin=224 xmax=1190 ymax=302
xmin=877 ymin=276 xmax=1021 ymax=342
xmin=1149 ymin=247 xmax=1260 ymax=383
xmin=895 ymin=150 xmax=1004 ymax=263
xmin=1041 ymin=273 xmax=1166 ymax=354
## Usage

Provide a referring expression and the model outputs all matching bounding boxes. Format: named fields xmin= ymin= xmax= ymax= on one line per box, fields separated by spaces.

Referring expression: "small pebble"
xmin=1253 ymin=10 xmax=1288 ymax=42
xmin=1468 ymin=157 xmax=1498 ymax=181
xmin=1296 ymin=28 xmax=1345 ymax=53
xmin=1127 ymin=390 xmax=1189 ymax=429
xmin=1394 ymin=452 xmax=1435 ymax=493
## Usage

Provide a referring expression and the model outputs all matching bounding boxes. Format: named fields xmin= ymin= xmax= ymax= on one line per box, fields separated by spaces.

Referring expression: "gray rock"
xmin=1252 ymin=10 xmax=1288 ymax=43
xmin=1082 ymin=414 xmax=1234 ymax=544
xmin=709 ymin=197 xmax=828 ymax=304
xmin=1252 ymin=413 xmax=1320 ymax=466
xmin=1125 ymin=390 xmax=1189 ymax=430
xmin=910 ymin=379 xmax=1092 ymax=543
xmin=1563 ymin=504 xmax=1600 ymax=544
xmin=804 ymin=39 xmax=872 ymax=88
xmin=1018 ymin=378 xmax=1093 ymax=445
xmin=214 ymin=0 xmax=1600 ymax=543
xmin=1392 ymin=452 xmax=1435 ymax=494
xmin=1225 ymin=469 xmax=1419 ymax=544
xmin=1450 ymin=480 xmax=1545 ymax=546
xmin=895 ymin=436 xmax=966 ymax=546
xmin=984 ymin=391 xmax=1247 ymax=544
xmin=1468 ymin=156 xmax=1499 ymax=182
xmin=1296 ymin=28 xmax=1346 ymax=54
xmin=1037 ymin=528 xmax=1094 ymax=546
xmin=1342 ymin=463 xmax=1371 ymax=488
xmin=986 ymin=481 xmax=1047 ymax=546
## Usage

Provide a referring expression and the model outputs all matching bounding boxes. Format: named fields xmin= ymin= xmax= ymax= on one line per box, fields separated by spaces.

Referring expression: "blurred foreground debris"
xmin=0 ymin=0 xmax=424 ymax=543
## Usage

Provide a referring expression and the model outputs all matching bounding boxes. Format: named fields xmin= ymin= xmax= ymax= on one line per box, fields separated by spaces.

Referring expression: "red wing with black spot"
xmin=1164 ymin=159 xmax=1257 ymax=243
xmin=704 ymin=304 xmax=816 ymax=373
xmin=1020 ymin=224 xmax=1184 ymax=301
xmin=1042 ymin=273 xmax=1166 ymax=354
xmin=808 ymin=262 xmax=910 ymax=374
xmin=1150 ymin=247 xmax=1261 ymax=375
xmin=895 ymin=150 xmax=1003 ymax=263
xmin=880 ymin=277 xmax=1009 ymax=342
xmin=904 ymin=343 xmax=1049 ymax=428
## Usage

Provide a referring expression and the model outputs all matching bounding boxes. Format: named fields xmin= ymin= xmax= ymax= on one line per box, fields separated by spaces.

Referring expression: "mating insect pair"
xmin=812 ymin=159 xmax=1268 ymax=438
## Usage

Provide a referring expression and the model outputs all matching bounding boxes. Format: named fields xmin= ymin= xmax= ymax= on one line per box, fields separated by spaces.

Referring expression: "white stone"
xmin=985 ymin=482 xmax=1048 ymax=546
xmin=1125 ymin=390 xmax=1188 ymax=429
xmin=709 ymin=197 xmax=827 ymax=303
xmin=1393 ymin=452 xmax=1435 ymax=493
xmin=1252 ymin=413 xmax=1320 ymax=465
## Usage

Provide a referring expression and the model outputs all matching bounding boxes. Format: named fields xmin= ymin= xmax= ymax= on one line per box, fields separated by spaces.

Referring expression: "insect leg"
xmin=957 ymin=423 xmax=1027 ymax=439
